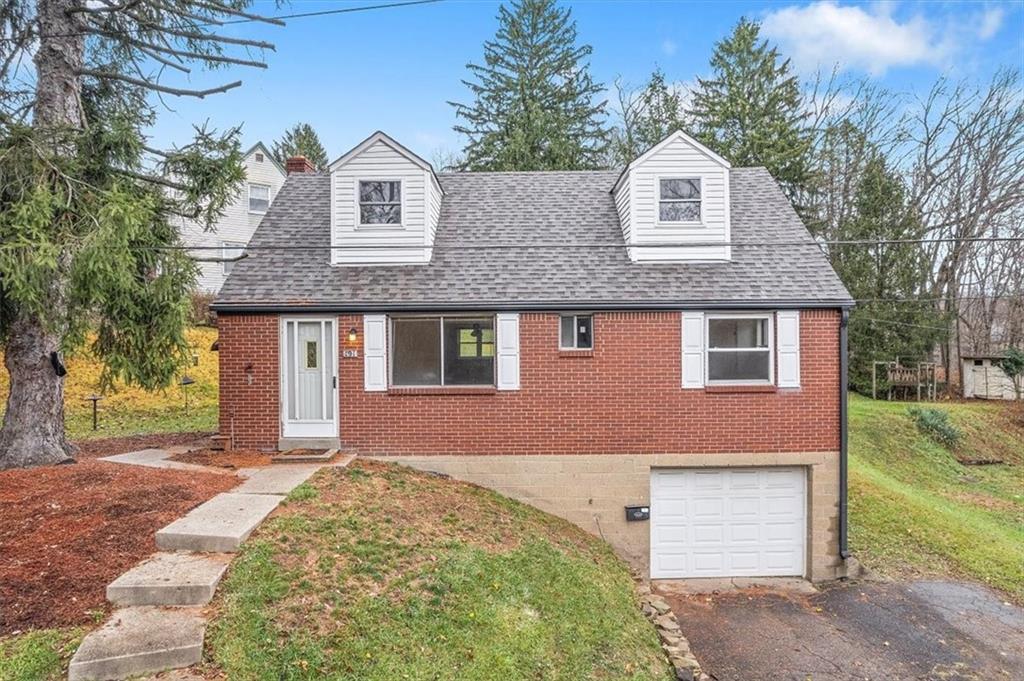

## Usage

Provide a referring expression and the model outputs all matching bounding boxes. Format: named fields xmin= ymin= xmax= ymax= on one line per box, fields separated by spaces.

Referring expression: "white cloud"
xmin=761 ymin=1 xmax=950 ymax=75
xmin=661 ymin=39 xmax=678 ymax=57
xmin=977 ymin=6 xmax=1005 ymax=39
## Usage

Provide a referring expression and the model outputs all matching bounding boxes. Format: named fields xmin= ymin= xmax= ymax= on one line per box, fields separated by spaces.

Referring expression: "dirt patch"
xmin=170 ymin=448 xmax=274 ymax=469
xmin=72 ymin=431 xmax=212 ymax=459
xmin=0 ymin=459 xmax=237 ymax=635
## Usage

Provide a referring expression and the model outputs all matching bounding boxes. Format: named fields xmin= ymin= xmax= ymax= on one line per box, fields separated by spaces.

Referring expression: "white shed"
xmin=962 ymin=356 xmax=1018 ymax=400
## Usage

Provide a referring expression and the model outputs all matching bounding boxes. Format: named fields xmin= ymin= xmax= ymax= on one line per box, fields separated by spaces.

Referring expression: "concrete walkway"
xmin=69 ymin=449 xmax=351 ymax=681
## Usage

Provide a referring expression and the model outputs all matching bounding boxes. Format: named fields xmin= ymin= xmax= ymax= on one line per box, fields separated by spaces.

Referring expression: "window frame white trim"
xmin=387 ymin=313 xmax=496 ymax=388
xmin=247 ymin=182 xmax=271 ymax=214
xmin=704 ymin=312 xmax=774 ymax=386
xmin=356 ymin=178 xmax=405 ymax=230
xmin=559 ymin=313 xmax=594 ymax=350
xmin=220 ymin=240 xmax=246 ymax=275
xmin=655 ymin=175 xmax=704 ymax=228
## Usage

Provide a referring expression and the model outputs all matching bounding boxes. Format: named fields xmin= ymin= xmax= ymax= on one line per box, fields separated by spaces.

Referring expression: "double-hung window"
xmin=706 ymin=314 xmax=772 ymax=384
xmin=221 ymin=240 xmax=245 ymax=275
xmin=359 ymin=180 xmax=402 ymax=226
xmin=391 ymin=316 xmax=495 ymax=386
xmin=248 ymin=183 xmax=270 ymax=213
xmin=658 ymin=178 xmax=701 ymax=223
xmin=560 ymin=314 xmax=593 ymax=349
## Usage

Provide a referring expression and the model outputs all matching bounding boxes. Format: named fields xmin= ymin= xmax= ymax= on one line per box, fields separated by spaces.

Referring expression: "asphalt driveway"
xmin=657 ymin=579 xmax=1023 ymax=680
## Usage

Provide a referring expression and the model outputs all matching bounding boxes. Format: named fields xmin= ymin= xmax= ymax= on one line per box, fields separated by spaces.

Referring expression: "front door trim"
xmin=279 ymin=316 xmax=338 ymax=441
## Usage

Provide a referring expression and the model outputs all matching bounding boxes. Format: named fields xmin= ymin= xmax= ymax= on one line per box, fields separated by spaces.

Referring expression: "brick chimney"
xmin=286 ymin=155 xmax=316 ymax=174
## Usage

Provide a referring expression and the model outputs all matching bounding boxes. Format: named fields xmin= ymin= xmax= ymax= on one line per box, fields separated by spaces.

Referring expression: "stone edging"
xmin=634 ymin=576 xmax=709 ymax=681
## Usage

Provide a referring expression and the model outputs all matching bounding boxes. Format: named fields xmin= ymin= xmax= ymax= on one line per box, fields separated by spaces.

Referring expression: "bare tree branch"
xmin=76 ymin=67 xmax=241 ymax=97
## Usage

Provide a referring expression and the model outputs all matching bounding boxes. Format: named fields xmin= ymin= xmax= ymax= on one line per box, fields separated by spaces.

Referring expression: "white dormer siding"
xmin=614 ymin=131 xmax=731 ymax=262
xmin=330 ymin=132 xmax=442 ymax=266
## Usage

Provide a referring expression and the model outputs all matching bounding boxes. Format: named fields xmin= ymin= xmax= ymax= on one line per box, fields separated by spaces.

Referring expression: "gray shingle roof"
xmin=213 ymin=168 xmax=852 ymax=310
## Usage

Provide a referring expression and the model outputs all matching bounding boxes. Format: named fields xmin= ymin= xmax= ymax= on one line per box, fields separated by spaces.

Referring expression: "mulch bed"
xmin=72 ymin=431 xmax=212 ymax=459
xmin=0 ymin=457 xmax=237 ymax=635
xmin=169 ymin=448 xmax=274 ymax=469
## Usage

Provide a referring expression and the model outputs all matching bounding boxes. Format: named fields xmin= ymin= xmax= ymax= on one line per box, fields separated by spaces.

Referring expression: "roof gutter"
xmin=211 ymin=299 xmax=857 ymax=314
xmin=839 ymin=307 xmax=851 ymax=560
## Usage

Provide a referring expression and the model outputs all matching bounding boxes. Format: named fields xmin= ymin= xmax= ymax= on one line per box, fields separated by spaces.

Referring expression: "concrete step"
xmin=67 ymin=607 xmax=204 ymax=681
xmin=233 ymin=465 xmax=320 ymax=494
xmin=107 ymin=552 xmax=232 ymax=607
xmin=155 ymin=492 xmax=283 ymax=552
xmin=271 ymin=448 xmax=338 ymax=464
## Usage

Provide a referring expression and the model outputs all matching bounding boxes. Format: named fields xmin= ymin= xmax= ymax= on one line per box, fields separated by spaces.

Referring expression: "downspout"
xmin=839 ymin=307 xmax=850 ymax=559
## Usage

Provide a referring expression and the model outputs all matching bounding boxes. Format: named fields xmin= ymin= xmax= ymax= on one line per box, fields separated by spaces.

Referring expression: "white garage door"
xmin=650 ymin=467 xmax=806 ymax=579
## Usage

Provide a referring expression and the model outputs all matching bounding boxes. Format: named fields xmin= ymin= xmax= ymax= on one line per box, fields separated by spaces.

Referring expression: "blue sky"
xmin=146 ymin=0 xmax=1024 ymax=163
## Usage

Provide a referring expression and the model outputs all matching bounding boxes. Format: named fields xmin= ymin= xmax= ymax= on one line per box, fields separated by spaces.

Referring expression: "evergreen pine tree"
xmin=450 ymin=0 xmax=608 ymax=170
xmin=833 ymin=154 xmax=946 ymax=391
xmin=272 ymin=123 xmax=329 ymax=171
xmin=689 ymin=18 xmax=810 ymax=199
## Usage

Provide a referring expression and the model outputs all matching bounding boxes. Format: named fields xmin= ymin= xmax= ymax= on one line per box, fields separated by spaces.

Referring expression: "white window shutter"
xmin=777 ymin=310 xmax=801 ymax=388
xmin=681 ymin=312 xmax=705 ymax=389
xmin=495 ymin=313 xmax=520 ymax=390
xmin=363 ymin=314 xmax=387 ymax=391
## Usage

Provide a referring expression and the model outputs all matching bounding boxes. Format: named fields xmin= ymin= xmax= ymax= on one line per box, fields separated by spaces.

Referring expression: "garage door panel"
xmin=729 ymin=523 xmax=760 ymax=543
xmin=693 ymin=524 xmax=725 ymax=544
xmin=691 ymin=498 xmax=725 ymax=518
xmin=729 ymin=496 xmax=760 ymax=517
xmin=651 ymin=467 xmax=807 ymax=579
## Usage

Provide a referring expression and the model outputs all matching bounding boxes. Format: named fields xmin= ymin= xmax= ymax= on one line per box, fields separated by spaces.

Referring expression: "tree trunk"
xmin=0 ymin=0 xmax=83 ymax=468
xmin=0 ymin=316 xmax=74 ymax=469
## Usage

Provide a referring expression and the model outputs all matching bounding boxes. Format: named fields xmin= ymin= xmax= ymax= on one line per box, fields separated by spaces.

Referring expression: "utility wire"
xmin=212 ymin=0 xmax=444 ymax=25
xmin=8 ymin=235 xmax=1018 ymax=252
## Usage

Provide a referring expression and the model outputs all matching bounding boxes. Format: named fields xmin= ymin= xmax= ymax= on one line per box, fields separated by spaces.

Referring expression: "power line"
xmin=11 ymin=235 xmax=1017 ymax=252
xmin=859 ymin=317 xmax=951 ymax=332
xmin=214 ymin=0 xmax=444 ymax=25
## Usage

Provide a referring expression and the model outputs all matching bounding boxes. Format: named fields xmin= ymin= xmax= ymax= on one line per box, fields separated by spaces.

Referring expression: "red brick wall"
xmin=218 ymin=310 xmax=841 ymax=454
xmin=217 ymin=314 xmax=279 ymax=449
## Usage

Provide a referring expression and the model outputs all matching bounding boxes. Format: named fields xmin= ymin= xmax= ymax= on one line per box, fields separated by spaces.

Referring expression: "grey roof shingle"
xmin=213 ymin=168 xmax=852 ymax=310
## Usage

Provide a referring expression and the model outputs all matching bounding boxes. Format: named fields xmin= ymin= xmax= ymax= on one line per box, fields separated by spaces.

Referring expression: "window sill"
xmin=704 ymin=384 xmax=777 ymax=394
xmin=388 ymin=386 xmax=497 ymax=396
xmin=558 ymin=349 xmax=594 ymax=358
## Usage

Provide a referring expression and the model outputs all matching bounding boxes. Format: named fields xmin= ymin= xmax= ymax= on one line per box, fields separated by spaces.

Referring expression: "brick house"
xmin=212 ymin=130 xmax=854 ymax=582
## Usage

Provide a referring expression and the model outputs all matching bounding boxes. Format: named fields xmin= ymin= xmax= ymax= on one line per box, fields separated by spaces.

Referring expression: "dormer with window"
xmin=329 ymin=131 xmax=443 ymax=266
xmin=613 ymin=130 xmax=731 ymax=262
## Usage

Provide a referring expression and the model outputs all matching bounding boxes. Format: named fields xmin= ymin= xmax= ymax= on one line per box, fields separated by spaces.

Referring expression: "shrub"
xmin=907 ymin=406 xmax=962 ymax=449
xmin=189 ymin=291 xmax=216 ymax=327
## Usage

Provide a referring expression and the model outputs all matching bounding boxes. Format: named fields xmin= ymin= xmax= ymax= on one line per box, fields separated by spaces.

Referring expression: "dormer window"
xmin=658 ymin=178 xmax=701 ymax=224
xmin=359 ymin=180 xmax=402 ymax=226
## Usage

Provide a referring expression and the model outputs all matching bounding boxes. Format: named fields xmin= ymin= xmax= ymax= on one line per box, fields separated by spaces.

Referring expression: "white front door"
xmin=281 ymin=318 xmax=337 ymax=439
xmin=650 ymin=467 xmax=807 ymax=579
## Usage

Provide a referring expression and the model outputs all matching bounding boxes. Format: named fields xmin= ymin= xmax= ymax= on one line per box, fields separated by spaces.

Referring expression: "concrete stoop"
xmin=155 ymin=492 xmax=284 ymax=552
xmin=106 ymin=552 xmax=232 ymax=606
xmin=67 ymin=607 xmax=204 ymax=681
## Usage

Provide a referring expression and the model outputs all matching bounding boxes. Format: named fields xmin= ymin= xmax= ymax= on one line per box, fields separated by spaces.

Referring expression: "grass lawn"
xmin=206 ymin=460 xmax=672 ymax=681
xmin=0 ymin=327 xmax=218 ymax=440
xmin=0 ymin=628 xmax=86 ymax=681
xmin=848 ymin=393 xmax=1024 ymax=601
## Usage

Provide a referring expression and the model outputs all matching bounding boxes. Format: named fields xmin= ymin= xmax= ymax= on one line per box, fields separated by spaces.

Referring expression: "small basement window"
xmin=560 ymin=314 xmax=593 ymax=350
xmin=391 ymin=316 xmax=494 ymax=386
xmin=248 ymin=183 xmax=270 ymax=213
xmin=658 ymin=178 xmax=701 ymax=223
xmin=359 ymin=180 xmax=402 ymax=226
xmin=706 ymin=315 xmax=772 ymax=384
xmin=221 ymin=240 xmax=245 ymax=274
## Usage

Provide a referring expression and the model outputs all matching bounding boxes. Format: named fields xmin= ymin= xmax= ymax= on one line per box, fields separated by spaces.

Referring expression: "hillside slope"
xmin=848 ymin=394 xmax=1024 ymax=600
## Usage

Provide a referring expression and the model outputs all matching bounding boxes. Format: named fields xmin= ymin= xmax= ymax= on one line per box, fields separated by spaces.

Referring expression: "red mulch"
xmin=169 ymin=448 xmax=274 ymax=469
xmin=0 ymin=459 xmax=237 ymax=635
xmin=72 ymin=431 xmax=213 ymax=459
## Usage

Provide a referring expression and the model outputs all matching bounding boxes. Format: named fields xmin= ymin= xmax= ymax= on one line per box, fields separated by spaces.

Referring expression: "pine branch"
xmin=76 ymin=68 xmax=241 ymax=98
xmin=189 ymin=0 xmax=286 ymax=26
xmin=85 ymin=26 xmax=267 ymax=68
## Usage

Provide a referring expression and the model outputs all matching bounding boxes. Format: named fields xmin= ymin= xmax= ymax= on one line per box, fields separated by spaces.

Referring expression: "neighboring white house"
xmin=178 ymin=142 xmax=287 ymax=293
xmin=962 ymin=355 xmax=1019 ymax=400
